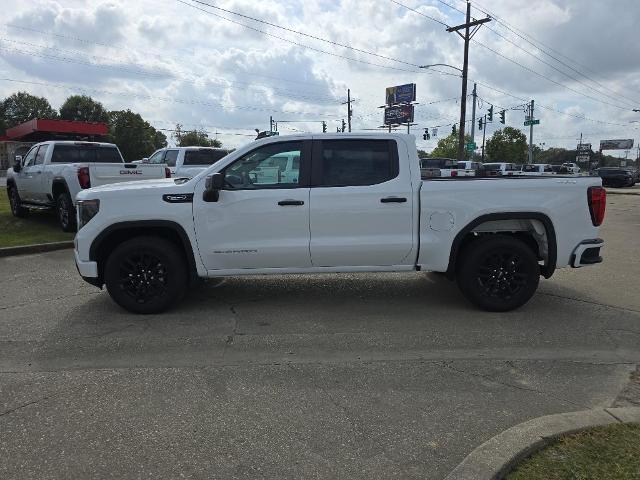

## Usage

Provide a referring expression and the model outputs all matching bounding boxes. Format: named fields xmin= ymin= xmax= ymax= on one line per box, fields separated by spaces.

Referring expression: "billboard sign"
xmin=576 ymin=154 xmax=590 ymax=163
xmin=600 ymin=139 xmax=634 ymax=150
xmin=384 ymin=104 xmax=414 ymax=125
xmin=386 ymin=83 xmax=416 ymax=106
xmin=577 ymin=143 xmax=592 ymax=153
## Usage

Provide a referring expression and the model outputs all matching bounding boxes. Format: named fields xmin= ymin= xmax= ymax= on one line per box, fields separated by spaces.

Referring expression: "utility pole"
xmin=527 ymin=99 xmax=535 ymax=164
xmin=446 ymin=3 xmax=491 ymax=161
xmin=270 ymin=116 xmax=274 ymax=133
xmin=342 ymin=89 xmax=354 ymax=132
xmin=481 ymin=113 xmax=487 ymax=161
xmin=470 ymin=83 xmax=477 ymax=144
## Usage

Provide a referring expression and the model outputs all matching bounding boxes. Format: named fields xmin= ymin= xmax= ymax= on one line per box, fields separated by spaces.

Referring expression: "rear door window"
xmin=164 ymin=150 xmax=179 ymax=167
xmin=315 ymin=140 xmax=398 ymax=187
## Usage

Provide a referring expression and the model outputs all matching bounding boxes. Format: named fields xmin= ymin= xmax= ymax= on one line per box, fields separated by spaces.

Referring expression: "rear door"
xmin=309 ymin=139 xmax=414 ymax=267
xmin=193 ymin=140 xmax=312 ymax=271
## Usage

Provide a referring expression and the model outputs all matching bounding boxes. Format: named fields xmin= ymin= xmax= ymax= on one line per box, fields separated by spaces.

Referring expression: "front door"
xmin=193 ymin=140 xmax=312 ymax=271
xmin=309 ymin=139 xmax=415 ymax=267
xmin=16 ymin=146 xmax=40 ymax=203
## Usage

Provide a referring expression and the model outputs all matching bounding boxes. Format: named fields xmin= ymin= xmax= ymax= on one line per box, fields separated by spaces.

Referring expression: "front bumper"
xmin=74 ymin=248 xmax=102 ymax=288
xmin=570 ymin=239 xmax=604 ymax=268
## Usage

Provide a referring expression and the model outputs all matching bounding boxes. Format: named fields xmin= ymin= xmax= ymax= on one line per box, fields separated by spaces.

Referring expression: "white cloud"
xmin=0 ymin=0 xmax=638 ymax=153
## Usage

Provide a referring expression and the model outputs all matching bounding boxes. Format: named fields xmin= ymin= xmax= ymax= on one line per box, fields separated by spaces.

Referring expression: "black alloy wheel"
xmin=456 ymin=235 xmax=540 ymax=312
xmin=56 ymin=191 xmax=77 ymax=232
xmin=8 ymin=187 xmax=28 ymax=218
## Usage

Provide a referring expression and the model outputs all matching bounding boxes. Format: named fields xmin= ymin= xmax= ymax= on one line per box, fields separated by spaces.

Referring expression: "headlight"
xmin=77 ymin=199 xmax=100 ymax=230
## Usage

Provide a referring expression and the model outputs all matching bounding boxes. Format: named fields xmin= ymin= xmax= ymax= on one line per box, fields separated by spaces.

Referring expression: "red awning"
xmin=5 ymin=119 xmax=108 ymax=140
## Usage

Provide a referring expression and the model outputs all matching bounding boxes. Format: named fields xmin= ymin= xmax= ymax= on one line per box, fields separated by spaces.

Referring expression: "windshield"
xmin=183 ymin=149 xmax=230 ymax=166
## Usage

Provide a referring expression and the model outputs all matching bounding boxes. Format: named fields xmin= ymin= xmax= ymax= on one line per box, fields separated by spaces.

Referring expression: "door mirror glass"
xmin=142 ymin=157 xmax=149 ymax=163
xmin=203 ymin=173 xmax=224 ymax=202
xmin=13 ymin=155 xmax=22 ymax=172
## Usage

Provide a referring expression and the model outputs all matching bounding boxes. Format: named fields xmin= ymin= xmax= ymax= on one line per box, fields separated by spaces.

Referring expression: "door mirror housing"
xmin=13 ymin=156 xmax=22 ymax=173
xmin=203 ymin=173 xmax=225 ymax=202
xmin=141 ymin=157 xmax=149 ymax=163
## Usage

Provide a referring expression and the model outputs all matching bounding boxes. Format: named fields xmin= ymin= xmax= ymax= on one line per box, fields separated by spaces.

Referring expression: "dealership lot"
xmin=1 ymin=195 xmax=639 ymax=479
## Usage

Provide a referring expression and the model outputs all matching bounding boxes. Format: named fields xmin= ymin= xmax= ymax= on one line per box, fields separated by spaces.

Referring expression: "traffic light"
xmin=423 ymin=128 xmax=430 ymax=140
xmin=452 ymin=124 xmax=457 ymax=135
xmin=478 ymin=118 xmax=483 ymax=130
xmin=322 ymin=121 xmax=327 ymax=133
xmin=488 ymin=105 xmax=494 ymax=122
xmin=341 ymin=119 xmax=346 ymax=132
xmin=499 ymin=110 xmax=506 ymax=124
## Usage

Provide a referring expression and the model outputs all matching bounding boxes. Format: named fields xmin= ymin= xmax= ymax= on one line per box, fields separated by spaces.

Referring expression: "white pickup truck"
xmin=6 ymin=141 xmax=169 ymax=231
xmin=142 ymin=146 xmax=231 ymax=178
xmin=74 ymin=134 xmax=606 ymax=314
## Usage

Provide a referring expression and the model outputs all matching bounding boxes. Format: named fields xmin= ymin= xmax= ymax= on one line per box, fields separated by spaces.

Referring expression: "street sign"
xmin=576 ymin=155 xmax=590 ymax=163
xmin=465 ymin=142 xmax=476 ymax=151
xmin=577 ymin=143 xmax=592 ymax=153
xmin=384 ymin=104 xmax=414 ymax=125
xmin=523 ymin=119 xmax=540 ymax=126
xmin=600 ymin=139 xmax=634 ymax=150
xmin=385 ymin=84 xmax=416 ymax=106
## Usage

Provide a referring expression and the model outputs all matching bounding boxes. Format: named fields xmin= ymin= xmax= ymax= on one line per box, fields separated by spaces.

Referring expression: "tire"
xmin=104 ymin=236 xmax=187 ymax=314
xmin=56 ymin=191 xmax=77 ymax=232
xmin=7 ymin=186 xmax=28 ymax=218
xmin=456 ymin=235 xmax=540 ymax=312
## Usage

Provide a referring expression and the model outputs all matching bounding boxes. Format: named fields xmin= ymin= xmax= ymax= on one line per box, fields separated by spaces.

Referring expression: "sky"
xmin=1 ymin=0 xmax=639 ymax=157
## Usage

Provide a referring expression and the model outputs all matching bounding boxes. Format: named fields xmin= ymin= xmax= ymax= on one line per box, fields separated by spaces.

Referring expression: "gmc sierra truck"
xmin=6 ymin=141 xmax=170 ymax=231
xmin=73 ymin=134 xmax=606 ymax=314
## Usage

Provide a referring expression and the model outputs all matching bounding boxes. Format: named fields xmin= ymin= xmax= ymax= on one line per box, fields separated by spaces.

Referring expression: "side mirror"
xmin=203 ymin=173 xmax=225 ymax=202
xmin=13 ymin=156 xmax=22 ymax=173
xmin=142 ymin=157 xmax=149 ymax=164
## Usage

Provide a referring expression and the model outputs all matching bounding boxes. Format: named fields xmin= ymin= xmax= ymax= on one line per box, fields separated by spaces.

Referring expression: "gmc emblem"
xmin=120 ymin=170 xmax=142 ymax=175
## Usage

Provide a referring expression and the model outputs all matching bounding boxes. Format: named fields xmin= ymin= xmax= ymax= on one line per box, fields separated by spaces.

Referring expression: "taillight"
xmin=451 ymin=170 xmax=458 ymax=177
xmin=588 ymin=186 xmax=606 ymax=226
xmin=77 ymin=166 xmax=91 ymax=189
xmin=165 ymin=167 xmax=171 ymax=178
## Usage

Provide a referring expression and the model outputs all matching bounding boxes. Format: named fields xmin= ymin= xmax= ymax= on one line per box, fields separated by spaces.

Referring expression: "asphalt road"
xmin=1 ymin=195 xmax=639 ymax=479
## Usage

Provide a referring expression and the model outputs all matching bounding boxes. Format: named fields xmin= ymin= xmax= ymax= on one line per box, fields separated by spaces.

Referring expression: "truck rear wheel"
xmin=456 ymin=235 xmax=540 ymax=312
xmin=56 ymin=191 xmax=77 ymax=232
xmin=8 ymin=186 xmax=28 ymax=218
xmin=104 ymin=237 xmax=187 ymax=314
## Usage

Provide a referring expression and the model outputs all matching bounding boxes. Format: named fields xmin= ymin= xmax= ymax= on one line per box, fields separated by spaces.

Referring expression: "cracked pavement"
xmin=1 ymin=195 xmax=639 ymax=479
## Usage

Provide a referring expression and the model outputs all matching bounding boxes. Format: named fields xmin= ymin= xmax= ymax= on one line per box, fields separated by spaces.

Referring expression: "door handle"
xmin=278 ymin=199 xmax=304 ymax=206
xmin=380 ymin=197 xmax=407 ymax=203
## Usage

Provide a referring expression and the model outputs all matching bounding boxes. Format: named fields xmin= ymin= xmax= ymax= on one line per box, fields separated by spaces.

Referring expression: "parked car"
xmin=6 ymin=141 xmax=170 ymax=231
xmin=520 ymin=164 xmax=554 ymax=175
xmin=480 ymin=163 xmax=519 ymax=176
xmin=74 ymin=133 xmax=605 ymax=314
xmin=143 ymin=147 xmax=231 ymax=178
xmin=597 ymin=167 xmax=636 ymax=188
xmin=550 ymin=165 xmax=569 ymax=174
xmin=457 ymin=161 xmax=482 ymax=176
xmin=419 ymin=157 xmax=458 ymax=177
xmin=562 ymin=162 xmax=580 ymax=174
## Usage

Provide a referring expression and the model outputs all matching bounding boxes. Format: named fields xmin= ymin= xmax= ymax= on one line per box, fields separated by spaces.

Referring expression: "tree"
xmin=430 ymin=133 xmax=473 ymax=159
xmin=485 ymin=127 xmax=528 ymax=164
xmin=173 ymin=124 xmax=222 ymax=147
xmin=0 ymin=91 xmax=58 ymax=129
xmin=59 ymin=95 xmax=109 ymax=123
xmin=108 ymin=110 xmax=167 ymax=161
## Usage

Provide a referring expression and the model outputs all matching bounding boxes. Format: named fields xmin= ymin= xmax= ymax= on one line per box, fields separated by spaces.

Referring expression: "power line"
xmin=388 ymin=0 xmax=450 ymax=27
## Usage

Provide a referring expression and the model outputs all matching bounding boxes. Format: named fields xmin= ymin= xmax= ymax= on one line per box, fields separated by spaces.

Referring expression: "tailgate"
xmin=89 ymin=163 xmax=166 ymax=186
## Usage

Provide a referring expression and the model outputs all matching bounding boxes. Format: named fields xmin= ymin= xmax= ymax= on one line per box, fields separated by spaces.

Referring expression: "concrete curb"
xmin=444 ymin=407 xmax=640 ymax=480
xmin=606 ymin=189 xmax=640 ymax=196
xmin=0 ymin=240 xmax=74 ymax=258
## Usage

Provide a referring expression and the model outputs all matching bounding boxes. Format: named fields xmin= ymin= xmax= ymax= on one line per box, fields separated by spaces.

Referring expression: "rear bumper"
xmin=570 ymin=239 xmax=604 ymax=268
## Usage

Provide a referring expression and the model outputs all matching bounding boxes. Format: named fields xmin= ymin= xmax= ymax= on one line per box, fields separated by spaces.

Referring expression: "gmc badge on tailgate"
xmin=120 ymin=170 xmax=142 ymax=175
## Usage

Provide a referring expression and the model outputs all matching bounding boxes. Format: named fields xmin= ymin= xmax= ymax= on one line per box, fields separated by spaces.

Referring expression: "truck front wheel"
xmin=56 ymin=191 xmax=77 ymax=232
xmin=456 ymin=235 xmax=540 ymax=312
xmin=8 ymin=186 xmax=28 ymax=218
xmin=104 ymin=237 xmax=187 ymax=314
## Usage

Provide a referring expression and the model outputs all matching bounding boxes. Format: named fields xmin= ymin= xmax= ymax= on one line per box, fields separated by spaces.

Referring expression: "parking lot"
xmin=0 ymin=194 xmax=639 ymax=479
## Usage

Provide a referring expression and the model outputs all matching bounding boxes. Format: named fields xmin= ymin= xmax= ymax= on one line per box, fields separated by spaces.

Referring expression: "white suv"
xmin=144 ymin=147 xmax=231 ymax=178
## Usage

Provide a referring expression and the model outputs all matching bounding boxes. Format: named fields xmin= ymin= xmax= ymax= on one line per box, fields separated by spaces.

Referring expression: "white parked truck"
xmin=74 ymin=134 xmax=606 ymax=314
xmin=6 ymin=141 xmax=169 ymax=231
xmin=143 ymin=146 xmax=231 ymax=178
